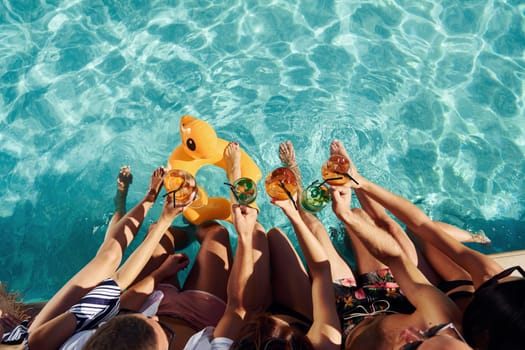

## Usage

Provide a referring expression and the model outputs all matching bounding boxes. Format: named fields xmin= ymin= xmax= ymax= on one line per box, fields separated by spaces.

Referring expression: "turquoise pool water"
xmin=0 ymin=0 xmax=523 ymax=301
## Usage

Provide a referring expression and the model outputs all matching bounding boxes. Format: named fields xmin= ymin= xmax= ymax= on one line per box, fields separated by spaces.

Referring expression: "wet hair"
xmin=231 ymin=313 xmax=314 ymax=350
xmin=82 ymin=314 xmax=157 ymax=350
xmin=462 ymin=278 xmax=525 ymax=350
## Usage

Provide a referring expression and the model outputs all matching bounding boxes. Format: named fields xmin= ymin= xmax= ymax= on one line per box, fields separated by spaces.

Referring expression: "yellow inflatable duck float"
xmin=168 ymin=115 xmax=262 ymax=224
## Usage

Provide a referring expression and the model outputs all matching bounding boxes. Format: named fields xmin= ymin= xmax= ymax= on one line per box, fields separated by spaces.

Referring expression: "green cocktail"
xmin=301 ymin=181 xmax=330 ymax=213
xmin=232 ymin=177 xmax=258 ymax=205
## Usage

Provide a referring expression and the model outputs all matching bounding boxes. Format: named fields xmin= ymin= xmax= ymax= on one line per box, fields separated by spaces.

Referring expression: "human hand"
xmin=330 ymin=185 xmax=352 ymax=219
xmin=157 ymin=253 xmax=190 ymax=278
xmin=232 ymin=204 xmax=258 ymax=236
xmin=270 ymin=194 xmax=299 ymax=218
xmin=161 ymin=192 xmax=194 ymax=219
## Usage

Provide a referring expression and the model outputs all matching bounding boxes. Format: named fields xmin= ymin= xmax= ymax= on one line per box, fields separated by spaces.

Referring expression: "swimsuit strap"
xmin=447 ymin=290 xmax=475 ymax=302
xmin=438 ymin=279 xmax=474 ymax=293
xmin=1 ymin=320 xmax=29 ymax=345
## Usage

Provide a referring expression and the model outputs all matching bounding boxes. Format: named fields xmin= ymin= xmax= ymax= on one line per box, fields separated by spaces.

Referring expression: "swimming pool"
xmin=0 ymin=0 xmax=523 ymax=301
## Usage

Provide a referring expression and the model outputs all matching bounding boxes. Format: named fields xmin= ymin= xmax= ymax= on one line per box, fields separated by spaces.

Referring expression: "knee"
xmin=267 ymin=227 xmax=285 ymax=241
xmin=197 ymin=221 xmax=230 ymax=244
xmin=379 ymin=219 xmax=400 ymax=236
xmin=267 ymin=227 xmax=291 ymax=252
xmin=95 ymin=241 xmax=124 ymax=268
xmin=350 ymin=207 xmax=368 ymax=219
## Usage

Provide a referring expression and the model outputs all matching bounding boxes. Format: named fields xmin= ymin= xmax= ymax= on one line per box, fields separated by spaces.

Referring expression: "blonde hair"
xmin=0 ymin=283 xmax=29 ymax=321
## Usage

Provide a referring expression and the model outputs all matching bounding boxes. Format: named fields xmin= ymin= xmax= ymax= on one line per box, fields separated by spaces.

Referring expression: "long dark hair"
xmin=231 ymin=313 xmax=314 ymax=350
xmin=462 ymin=278 xmax=525 ymax=350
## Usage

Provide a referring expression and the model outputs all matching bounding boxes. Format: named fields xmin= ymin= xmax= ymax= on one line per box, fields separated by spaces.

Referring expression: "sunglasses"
xmin=477 ymin=265 xmax=525 ymax=291
xmin=400 ymin=323 xmax=466 ymax=350
xmin=157 ymin=319 xmax=175 ymax=349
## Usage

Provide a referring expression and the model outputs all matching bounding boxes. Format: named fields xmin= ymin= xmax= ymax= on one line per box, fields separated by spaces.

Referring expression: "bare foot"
xmin=117 ymin=165 xmax=133 ymax=191
xmin=470 ymin=230 xmax=492 ymax=246
xmin=330 ymin=140 xmax=359 ymax=179
xmin=114 ymin=166 xmax=133 ymax=213
xmin=145 ymin=167 xmax=166 ymax=202
xmin=278 ymin=141 xmax=302 ymax=188
xmin=224 ymin=142 xmax=241 ymax=184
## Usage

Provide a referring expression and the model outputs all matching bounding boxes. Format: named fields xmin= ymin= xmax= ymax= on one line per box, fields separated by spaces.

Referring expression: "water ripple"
xmin=0 ymin=0 xmax=523 ymax=300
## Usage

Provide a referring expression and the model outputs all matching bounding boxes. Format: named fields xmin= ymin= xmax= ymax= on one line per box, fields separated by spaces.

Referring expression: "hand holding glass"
xmin=163 ymin=169 xmax=198 ymax=207
xmin=264 ymin=167 xmax=298 ymax=210
xmin=300 ymin=181 xmax=331 ymax=213
xmin=322 ymin=154 xmax=359 ymax=185
xmin=225 ymin=177 xmax=258 ymax=205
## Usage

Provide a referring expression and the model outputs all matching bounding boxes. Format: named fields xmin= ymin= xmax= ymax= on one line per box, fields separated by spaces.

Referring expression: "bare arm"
xmin=119 ymin=253 xmax=189 ymax=311
xmin=351 ymin=175 xmax=503 ymax=288
xmin=27 ymin=197 xmax=183 ymax=350
xmin=331 ymin=186 xmax=460 ymax=324
xmin=214 ymin=205 xmax=257 ymax=339
xmin=274 ymin=198 xmax=341 ymax=350
xmin=29 ymin=197 xmax=155 ymax=332
xmin=30 ymin=167 xmax=166 ymax=332
xmin=111 ymin=203 xmax=183 ymax=290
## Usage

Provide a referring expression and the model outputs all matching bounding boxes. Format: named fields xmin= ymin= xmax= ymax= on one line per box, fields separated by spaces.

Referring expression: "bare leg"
xmin=279 ymin=141 xmax=355 ymax=282
xmin=104 ymin=166 xmax=133 ymax=241
xmin=267 ymin=228 xmax=313 ymax=320
xmin=134 ymin=143 xmax=247 ymax=290
xmin=332 ymin=141 xmax=491 ymax=283
xmin=130 ymin=225 xmax=190 ymax=289
xmin=225 ymin=142 xmax=242 ymax=202
xmin=435 ymin=222 xmax=491 ymax=245
xmin=30 ymin=167 xmax=165 ymax=331
xmin=182 ymin=222 xmax=233 ymax=302
xmin=111 ymin=166 xmax=132 ymax=219
xmin=102 ymin=167 xmax=165 ymax=250
xmin=279 ymin=141 xmax=302 ymax=188
xmin=410 ymin=233 xmax=474 ymax=312
xmin=250 ymin=222 xmax=272 ymax=311
xmin=329 ymin=140 xmax=389 ymax=274
xmin=331 ymin=141 xmax=449 ymax=285
xmin=346 ymin=169 xmax=503 ymax=288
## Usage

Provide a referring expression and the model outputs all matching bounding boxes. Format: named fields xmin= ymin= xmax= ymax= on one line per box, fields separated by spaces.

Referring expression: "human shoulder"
xmin=378 ymin=313 xmax=430 ymax=348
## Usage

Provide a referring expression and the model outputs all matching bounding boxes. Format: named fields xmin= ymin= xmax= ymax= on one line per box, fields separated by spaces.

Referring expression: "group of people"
xmin=1 ymin=139 xmax=524 ymax=350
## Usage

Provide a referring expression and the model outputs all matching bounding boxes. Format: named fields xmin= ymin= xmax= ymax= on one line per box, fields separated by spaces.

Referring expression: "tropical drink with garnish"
xmin=321 ymin=154 xmax=350 ymax=185
xmin=301 ymin=181 xmax=330 ymax=213
xmin=231 ymin=177 xmax=257 ymax=205
xmin=264 ymin=167 xmax=298 ymax=201
xmin=164 ymin=169 xmax=198 ymax=206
